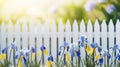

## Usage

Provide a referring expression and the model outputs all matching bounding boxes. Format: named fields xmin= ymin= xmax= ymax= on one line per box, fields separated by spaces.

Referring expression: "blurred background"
xmin=0 ymin=0 xmax=120 ymax=24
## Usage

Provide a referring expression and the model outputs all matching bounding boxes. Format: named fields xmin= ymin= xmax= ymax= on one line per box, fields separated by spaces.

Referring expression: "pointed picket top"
xmin=80 ymin=19 xmax=86 ymax=35
xmin=43 ymin=20 xmax=49 ymax=34
xmin=58 ymin=19 xmax=64 ymax=33
xmin=116 ymin=19 xmax=120 ymax=45
xmin=8 ymin=20 xmax=13 ymax=32
xmin=51 ymin=20 xmax=57 ymax=33
xmin=73 ymin=19 xmax=78 ymax=32
xmin=108 ymin=19 xmax=114 ymax=48
xmin=65 ymin=19 xmax=71 ymax=32
xmin=29 ymin=20 xmax=34 ymax=33
xmin=22 ymin=20 xmax=28 ymax=33
xmin=36 ymin=21 xmax=42 ymax=34
xmin=1 ymin=21 xmax=6 ymax=33
xmin=101 ymin=20 xmax=107 ymax=51
xmin=87 ymin=19 xmax=93 ymax=44
xmin=94 ymin=20 xmax=100 ymax=45
xmin=15 ymin=20 xmax=20 ymax=33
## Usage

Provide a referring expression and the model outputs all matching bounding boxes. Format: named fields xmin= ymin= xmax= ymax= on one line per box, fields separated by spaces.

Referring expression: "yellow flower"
xmin=18 ymin=58 xmax=23 ymax=67
xmin=30 ymin=53 xmax=35 ymax=61
xmin=95 ymin=54 xmax=100 ymax=60
xmin=47 ymin=61 xmax=52 ymax=67
xmin=44 ymin=50 xmax=49 ymax=56
xmin=86 ymin=45 xmax=94 ymax=55
xmin=0 ymin=53 xmax=6 ymax=60
xmin=37 ymin=51 xmax=41 ymax=58
xmin=66 ymin=53 xmax=70 ymax=62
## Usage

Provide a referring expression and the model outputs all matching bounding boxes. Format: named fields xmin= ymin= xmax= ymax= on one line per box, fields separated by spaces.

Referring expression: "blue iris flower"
xmin=99 ymin=58 xmax=103 ymax=64
xmin=59 ymin=42 xmax=69 ymax=51
xmin=79 ymin=41 xmax=84 ymax=47
xmin=98 ymin=47 xmax=102 ymax=53
xmin=15 ymin=54 xmax=19 ymax=59
xmin=91 ymin=43 xmax=98 ymax=48
xmin=31 ymin=47 xmax=36 ymax=53
xmin=48 ymin=55 xmax=54 ymax=61
xmin=76 ymin=51 xmax=80 ymax=57
xmin=80 ymin=36 xmax=85 ymax=42
xmin=40 ymin=45 xmax=46 ymax=51
xmin=23 ymin=57 xmax=27 ymax=65
xmin=10 ymin=43 xmax=18 ymax=51
xmin=107 ymin=53 xmax=111 ymax=60
xmin=2 ymin=47 xmax=8 ymax=53
xmin=114 ymin=44 xmax=119 ymax=50
xmin=58 ymin=51 xmax=61 ymax=56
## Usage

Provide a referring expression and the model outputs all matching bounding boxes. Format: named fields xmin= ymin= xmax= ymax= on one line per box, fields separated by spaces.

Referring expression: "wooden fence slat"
xmin=1 ymin=21 xmax=6 ymax=51
xmin=51 ymin=21 xmax=57 ymax=61
xmin=15 ymin=20 xmax=21 ymax=51
xmin=94 ymin=20 xmax=100 ymax=45
xmin=101 ymin=20 xmax=107 ymax=65
xmin=87 ymin=20 xmax=93 ymax=44
xmin=80 ymin=20 xmax=86 ymax=63
xmin=116 ymin=19 xmax=120 ymax=46
xmin=65 ymin=20 xmax=71 ymax=44
xmin=22 ymin=20 xmax=28 ymax=49
xmin=43 ymin=21 xmax=50 ymax=63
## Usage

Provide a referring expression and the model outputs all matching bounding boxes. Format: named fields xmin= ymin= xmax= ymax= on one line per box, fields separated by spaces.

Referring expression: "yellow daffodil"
xmin=95 ymin=53 xmax=100 ymax=60
xmin=47 ymin=61 xmax=52 ymax=67
xmin=66 ymin=53 xmax=70 ymax=62
xmin=44 ymin=50 xmax=49 ymax=56
xmin=18 ymin=58 xmax=23 ymax=67
xmin=37 ymin=51 xmax=41 ymax=58
xmin=86 ymin=45 xmax=94 ymax=55
xmin=0 ymin=53 xmax=6 ymax=60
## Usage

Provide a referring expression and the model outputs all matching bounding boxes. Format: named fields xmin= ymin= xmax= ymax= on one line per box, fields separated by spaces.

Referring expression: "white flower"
xmin=84 ymin=1 xmax=97 ymax=12
xmin=97 ymin=0 xmax=107 ymax=3
xmin=106 ymin=4 xmax=116 ymax=14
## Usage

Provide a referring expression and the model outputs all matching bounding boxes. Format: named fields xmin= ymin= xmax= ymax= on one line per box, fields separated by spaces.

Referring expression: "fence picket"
xmin=1 ymin=21 xmax=6 ymax=51
xmin=51 ymin=21 xmax=57 ymax=61
xmin=101 ymin=20 xmax=107 ymax=65
xmin=43 ymin=21 xmax=50 ymax=63
xmin=22 ymin=20 xmax=28 ymax=49
xmin=94 ymin=20 xmax=100 ymax=45
xmin=116 ymin=20 xmax=120 ymax=46
xmin=87 ymin=20 xmax=93 ymax=44
xmin=80 ymin=20 xmax=86 ymax=64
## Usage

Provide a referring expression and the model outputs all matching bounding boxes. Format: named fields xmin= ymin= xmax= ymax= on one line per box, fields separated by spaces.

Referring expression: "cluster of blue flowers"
xmin=0 ymin=35 xmax=120 ymax=67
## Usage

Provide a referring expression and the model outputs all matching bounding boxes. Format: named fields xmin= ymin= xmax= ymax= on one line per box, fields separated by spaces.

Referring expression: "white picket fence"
xmin=0 ymin=19 xmax=120 ymax=65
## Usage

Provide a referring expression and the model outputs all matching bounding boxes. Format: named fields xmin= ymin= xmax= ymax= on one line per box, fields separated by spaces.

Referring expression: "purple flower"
xmin=48 ymin=55 xmax=54 ymax=61
xmin=40 ymin=45 xmax=46 ymax=51
xmin=84 ymin=1 xmax=97 ymax=12
xmin=31 ymin=47 xmax=36 ymax=53
xmin=106 ymin=4 xmax=116 ymax=14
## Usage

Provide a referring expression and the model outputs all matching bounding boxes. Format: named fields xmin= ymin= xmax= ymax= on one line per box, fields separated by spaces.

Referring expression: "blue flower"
xmin=84 ymin=1 xmax=97 ymax=12
xmin=98 ymin=47 xmax=102 ymax=53
xmin=2 ymin=47 xmax=8 ymax=53
xmin=106 ymin=4 xmax=116 ymax=14
xmin=107 ymin=53 xmax=111 ymax=60
xmin=79 ymin=41 xmax=84 ymax=47
xmin=76 ymin=51 xmax=80 ymax=57
xmin=114 ymin=44 xmax=119 ymax=50
xmin=99 ymin=58 xmax=103 ymax=64
xmin=31 ymin=47 xmax=36 ymax=53
xmin=91 ymin=43 xmax=98 ymax=48
xmin=15 ymin=54 xmax=19 ymax=59
xmin=10 ymin=43 xmax=18 ymax=51
xmin=58 ymin=51 xmax=61 ymax=56
xmin=48 ymin=55 xmax=54 ymax=61
xmin=40 ymin=45 xmax=46 ymax=51
xmin=23 ymin=57 xmax=27 ymax=65
xmin=59 ymin=42 xmax=69 ymax=51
